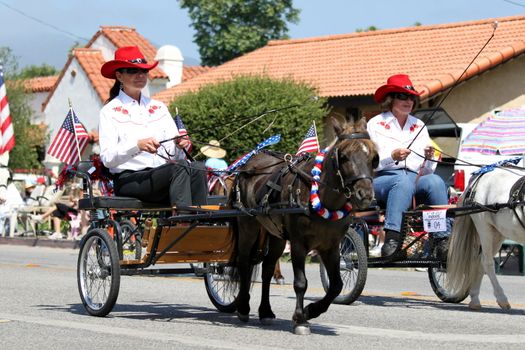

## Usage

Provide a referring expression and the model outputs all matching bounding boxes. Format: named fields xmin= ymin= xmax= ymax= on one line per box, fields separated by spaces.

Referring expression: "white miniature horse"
xmin=447 ymin=166 xmax=525 ymax=310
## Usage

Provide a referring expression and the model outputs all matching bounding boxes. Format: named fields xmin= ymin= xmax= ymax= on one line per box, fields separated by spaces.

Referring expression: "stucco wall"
xmin=440 ymin=55 xmax=525 ymax=123
xmin=27 ymin=91 xmax=47 ymax=124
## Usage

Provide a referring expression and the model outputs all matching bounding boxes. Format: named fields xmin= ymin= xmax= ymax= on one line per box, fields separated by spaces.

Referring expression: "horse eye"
xmin=372 ymin=154 xmax=379 ymax=169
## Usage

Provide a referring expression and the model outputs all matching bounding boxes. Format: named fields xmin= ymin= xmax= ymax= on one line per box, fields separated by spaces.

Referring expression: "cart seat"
xmin=79 ymin=196 xmax=167 ymax=210
xmin=79 ymin=194 xmax=228 ymax=210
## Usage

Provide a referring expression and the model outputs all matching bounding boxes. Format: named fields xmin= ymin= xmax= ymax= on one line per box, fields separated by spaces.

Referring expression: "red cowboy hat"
xmin=374 ymin=74 xmax=423 ymax=103
xmin=100 ymin=46 xmax=158 ymax=79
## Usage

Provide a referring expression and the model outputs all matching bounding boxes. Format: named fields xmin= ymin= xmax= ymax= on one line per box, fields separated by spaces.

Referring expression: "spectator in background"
xmin=201 ymin=140 xmax=228 ymax=174
xmin=32 ymin=187 xmax=83 ymax=240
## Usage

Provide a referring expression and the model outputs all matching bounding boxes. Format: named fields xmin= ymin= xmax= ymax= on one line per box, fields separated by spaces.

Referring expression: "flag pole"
xmin=68 ymin=98 xmax=82 ymax=163
xmin=313 ymin=121 xmax=320 ymax=152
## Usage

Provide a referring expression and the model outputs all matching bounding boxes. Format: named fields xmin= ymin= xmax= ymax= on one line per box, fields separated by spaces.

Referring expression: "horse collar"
xmin=310 ymin=148 xmax=353 ymax=220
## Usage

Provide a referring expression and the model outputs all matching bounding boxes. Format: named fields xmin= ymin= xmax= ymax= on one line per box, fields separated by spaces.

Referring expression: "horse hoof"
xmin=293 ymin=324 xmax=311 ymax=335
xmin=260 ymin=317 xmax=274 ymax=325
xmin=468 ymin=302 xmax=481 ymax=310
xmin=498 ymin=301 xmax=511 ymax=310
xmin=237 ymin=312 xmax=249 ymax=323
xmin=275 ymin=277 xmax=285 ymax=285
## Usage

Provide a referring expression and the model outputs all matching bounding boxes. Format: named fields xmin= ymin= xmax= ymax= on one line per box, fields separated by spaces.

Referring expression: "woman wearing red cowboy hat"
xmin=367 ymin=74 xmax=448 ymax=257
xmin=98 ymin=46 xmax=207 ymax=208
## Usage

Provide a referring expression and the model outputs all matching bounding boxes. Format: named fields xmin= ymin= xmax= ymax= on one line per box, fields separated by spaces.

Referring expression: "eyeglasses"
xmin=122 ymin=68 xmax=149 ymax=75
xmin=392 ymin=93 xmax=417 ymax=101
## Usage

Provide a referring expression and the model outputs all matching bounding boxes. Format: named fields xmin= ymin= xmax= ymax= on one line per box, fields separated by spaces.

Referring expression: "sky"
xmin=0 ymin=0 xmax=524 ymax=69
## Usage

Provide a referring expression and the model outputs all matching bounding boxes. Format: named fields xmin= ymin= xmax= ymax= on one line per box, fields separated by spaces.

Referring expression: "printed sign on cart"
xmin=422 ymin=209 xmax=447 ymax=232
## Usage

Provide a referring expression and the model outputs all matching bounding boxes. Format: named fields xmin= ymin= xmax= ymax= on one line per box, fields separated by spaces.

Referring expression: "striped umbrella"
xmin=460 ymin=107 xmax=525 ymax=155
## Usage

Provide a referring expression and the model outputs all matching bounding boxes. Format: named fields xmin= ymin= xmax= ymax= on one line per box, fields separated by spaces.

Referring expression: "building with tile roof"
xmin=23 ymin=75 xmax=58 ymax=124
xmin=41 ymin=26 xmax=209 ymax=171
xmin=154 ymin=15 xmax=525 ymax=128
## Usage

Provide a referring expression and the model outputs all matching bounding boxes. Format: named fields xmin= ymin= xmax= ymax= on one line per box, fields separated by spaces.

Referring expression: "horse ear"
xmin=331 ymin=117 xmax=344 ymax=136
xmin=355 ymin=116 xmax=367 ymax=131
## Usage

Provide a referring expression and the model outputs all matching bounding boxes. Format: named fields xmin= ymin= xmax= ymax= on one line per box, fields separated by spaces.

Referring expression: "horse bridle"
xmin=333 ymin=132 xmax=373 ymax=198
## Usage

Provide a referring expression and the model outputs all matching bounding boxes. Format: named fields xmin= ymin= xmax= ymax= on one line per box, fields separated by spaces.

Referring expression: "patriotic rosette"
xmin=310 ymin=148 xmax=353 ymax=220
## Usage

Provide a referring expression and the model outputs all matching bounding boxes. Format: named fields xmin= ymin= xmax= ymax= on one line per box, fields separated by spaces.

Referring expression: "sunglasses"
xmin=392 ymin=93 xmax=417 ymax=101
xmin=121 ymin=68 xmax=149 ymax=75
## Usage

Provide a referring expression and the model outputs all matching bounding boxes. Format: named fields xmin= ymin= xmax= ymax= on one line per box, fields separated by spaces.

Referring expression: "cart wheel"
xmin=428 ymin=243 xmax=468 ymax=303
xmin=77 ymin=228 xmax=121 ymax=316
xmin=119 ymin=220 xmax=142 ymax=260
xmin=320 ymin=227 xmax=368 ymax=304
xmin=204 ymin=262 xmax=240 ymax=313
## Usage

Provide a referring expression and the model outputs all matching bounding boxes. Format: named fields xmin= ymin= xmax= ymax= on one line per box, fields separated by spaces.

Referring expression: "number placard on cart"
xmin=422 ymin=209 xmax=447 ymax=232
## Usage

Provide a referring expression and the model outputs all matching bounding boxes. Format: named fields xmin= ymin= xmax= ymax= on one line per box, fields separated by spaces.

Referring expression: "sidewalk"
xmin=0 ymin=236 xmax=80 ymax=249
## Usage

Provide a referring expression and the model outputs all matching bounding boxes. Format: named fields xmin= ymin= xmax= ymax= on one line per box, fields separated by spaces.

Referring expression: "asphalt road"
xmin=1 ymin=245 xmax=525 ymax=349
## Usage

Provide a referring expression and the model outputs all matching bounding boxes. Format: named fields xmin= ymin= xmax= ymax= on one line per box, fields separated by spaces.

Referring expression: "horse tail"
xmin=446 ymin=198 xmax=481 ymax=297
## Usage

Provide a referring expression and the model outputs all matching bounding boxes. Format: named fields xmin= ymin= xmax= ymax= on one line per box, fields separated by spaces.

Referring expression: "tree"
xmin=0 ymin=47 xmax=43 ymax=170
xmin=355 ymin=25 xmax=378 ymax=33
xmin=18 ymin=63 xmax=58 ymax=79
xmin=179 ymin=0 xmax=300 ymax=66
xmin=170 ymin=75 xmax=329 ymax=161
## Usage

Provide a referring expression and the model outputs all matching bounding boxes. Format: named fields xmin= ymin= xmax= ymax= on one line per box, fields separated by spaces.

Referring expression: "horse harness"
xmin=234 ymin=132 xmax=372 ymax=217
xmin=462 ymin=168 xmax=525 ymax=230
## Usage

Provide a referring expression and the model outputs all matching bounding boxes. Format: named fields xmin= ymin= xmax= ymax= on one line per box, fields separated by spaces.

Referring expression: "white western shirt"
xmin=99 ymin=90 xmax=185 ymax=174
xmin=367 ymin=111 xmax=436 ymax=174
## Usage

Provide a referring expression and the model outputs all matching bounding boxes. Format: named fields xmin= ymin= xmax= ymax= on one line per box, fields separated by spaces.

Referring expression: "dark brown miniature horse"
xmin=210 ymin=174 xmax=285 ymax=284
xmin=231 ymin=118 xmax=378 ymax=334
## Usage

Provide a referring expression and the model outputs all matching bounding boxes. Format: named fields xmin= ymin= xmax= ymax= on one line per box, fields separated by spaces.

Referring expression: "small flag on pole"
xmin=47 ymin=108 xmax=89 ymax=165
xmin=174 ymin=112 xmax=192 ymax=153
xmin=0 ymin=65 xmax=15 ymax=155
xmin=296 ymin=122 xmax=319 ymax=155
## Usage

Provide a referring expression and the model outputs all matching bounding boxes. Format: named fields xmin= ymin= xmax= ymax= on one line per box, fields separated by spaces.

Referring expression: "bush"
xmin=170 ymin=75 xmax=329 ymax=161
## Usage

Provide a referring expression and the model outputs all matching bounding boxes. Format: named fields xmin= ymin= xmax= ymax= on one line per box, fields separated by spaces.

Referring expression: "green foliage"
xmin=179 ymin=0 xmax=300 ymax=66
xmin=356 ymin=25 xmax=379 ymax=33
xmin=170 ymin=75 xmax=329 ymax=161
xmin=18 ymin=64 xmax=58 ymax=79
xmin=0 ymin=47 xmax=43 ymax=169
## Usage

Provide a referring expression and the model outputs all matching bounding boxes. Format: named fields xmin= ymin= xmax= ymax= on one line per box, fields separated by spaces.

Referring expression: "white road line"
xmin=317 ymin=322 xmax=525 ymax=344
xmin=0 ymin=313 xmax=284 ymax=350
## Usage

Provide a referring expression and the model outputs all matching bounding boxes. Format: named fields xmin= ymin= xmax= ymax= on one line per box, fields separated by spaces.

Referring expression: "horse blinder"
xmin=334 ymin=133 xmax=373 ymax=198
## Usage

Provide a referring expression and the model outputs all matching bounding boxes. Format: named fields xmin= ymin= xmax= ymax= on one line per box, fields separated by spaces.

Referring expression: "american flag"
xmin=0 ymin=66 xmax=15 ymax=155
xmin=174 ymin=114 xmax=192 ymax=153
xmin=227 ymin=134 xmax=281 ymax=172
xmin=296 ymin=122 xmax=319 ymax=155
xmin=47 ymin=109 xmax=89 ymax=165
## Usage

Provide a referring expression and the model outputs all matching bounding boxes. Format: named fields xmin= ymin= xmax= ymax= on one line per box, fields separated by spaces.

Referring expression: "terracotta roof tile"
xmin=153 ymin=15 xmax=525 ymax=105
xmin=74 ymin=48 xmax=112 ymax=103
xmin=42 ymin=48 xmax=110 ymax=111
xmin=24 ymin=75 xmax=58 ymax=93
xmin=182 ymin=65 xmax=212 ymax=81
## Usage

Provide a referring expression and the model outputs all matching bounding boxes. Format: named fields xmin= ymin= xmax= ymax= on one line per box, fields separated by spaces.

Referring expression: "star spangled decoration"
xmin=471 ymin=156 xmax=522 ymax=176
xmin=227 ymin=134 xmax=281 ymax=172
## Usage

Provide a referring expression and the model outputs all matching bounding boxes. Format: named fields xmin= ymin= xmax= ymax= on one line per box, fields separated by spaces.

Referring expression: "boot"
xmin=381 ymin=230 xmax=402 ymax=257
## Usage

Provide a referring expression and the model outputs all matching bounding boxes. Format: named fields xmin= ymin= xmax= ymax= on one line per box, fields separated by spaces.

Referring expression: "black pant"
xmin=113 ymin=161 xmax=208 ymax=207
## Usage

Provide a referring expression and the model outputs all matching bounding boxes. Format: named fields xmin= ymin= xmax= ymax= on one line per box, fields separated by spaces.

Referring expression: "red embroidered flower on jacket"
xmin=148 ymin=105 xmax=161 ymax=114
xmin=409 ymin=124 xmax=421 ymax=133
xmin=378 ymin=121 xmax=390 ymax=130
xmin=112 ymin=106 xmax=129 ymax=115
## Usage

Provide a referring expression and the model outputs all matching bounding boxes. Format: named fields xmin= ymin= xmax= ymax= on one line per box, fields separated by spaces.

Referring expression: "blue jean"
xmin=373 ymin=169 xmax=448 ymax=232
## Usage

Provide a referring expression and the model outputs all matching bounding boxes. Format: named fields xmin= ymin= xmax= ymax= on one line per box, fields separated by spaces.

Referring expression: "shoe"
xmin=369 ymin=245 xmax=382 ymax=257
xmin=48 ymin=232 xmax=63 ymax=240
xmin=381 ymin=230 xmax=402 ymax=257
